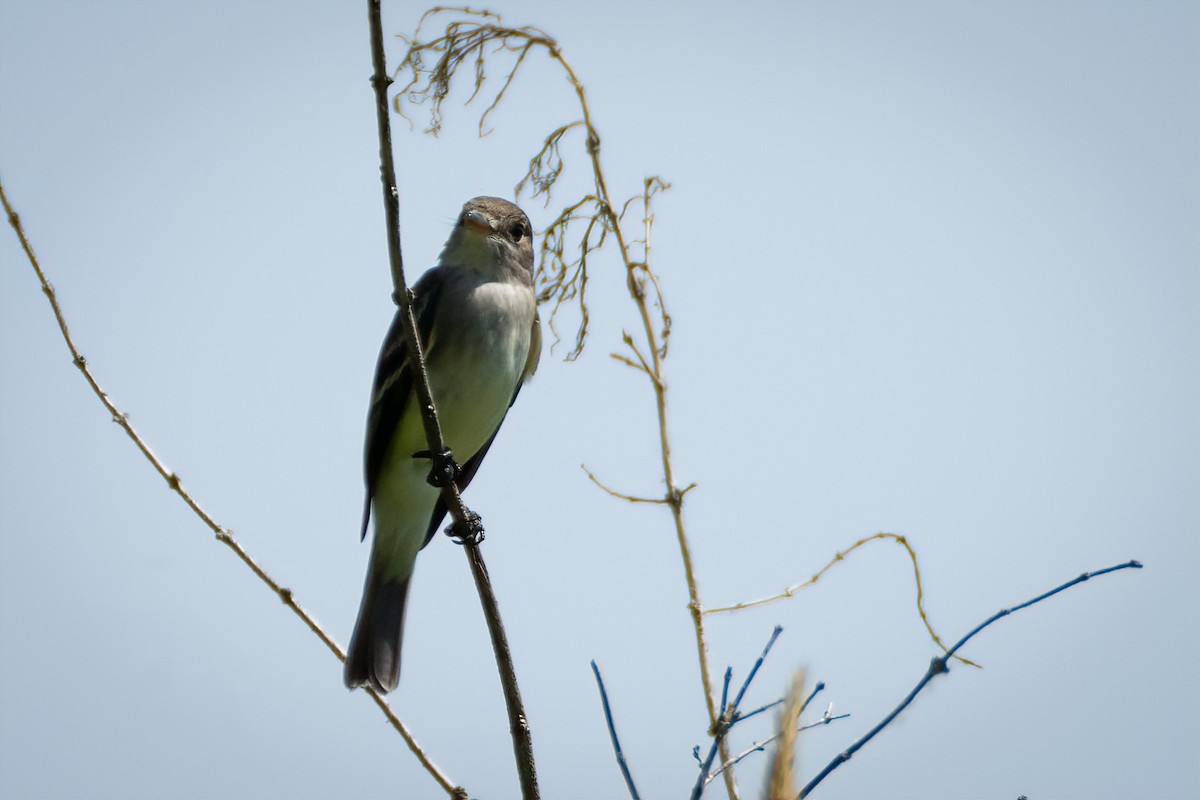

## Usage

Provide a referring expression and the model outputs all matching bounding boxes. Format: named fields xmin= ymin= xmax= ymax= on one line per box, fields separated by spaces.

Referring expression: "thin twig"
xmin=734 ymin=698 xmax=785 ymax=725
xmin=0 ymin=177 xmax=458 ymax=796
xmin=609 ymin=352 xmax=654 ymax=377
xmin=708 ymin=707 xmax=851 ymax=786
xmin=730 ymin=626 xmax=783 ymax=713
xmin=619 ymin=332 xmax=656 ymax=381
xmin=706 ymin=532 xmax=976 ymax=668
xmin=582 ymin=465 xmax=669 ymax=505
xmin=366 ymin=3 xmax=538 ymax=796
xmin=798 ymin=560 xmax=1144 ymax=798
xmin=736 ymin=679 xmax=821 ymax=728
xmin=796 ymin=712 xmax=850 ymax=735
xmin=591 ymin=661 xmax=642 ymax=800
xmin=707 ymin=683 xmax=836 ymax=786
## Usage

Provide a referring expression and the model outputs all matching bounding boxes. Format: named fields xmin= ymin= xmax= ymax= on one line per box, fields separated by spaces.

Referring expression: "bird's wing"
xmin=422 ymin=310 xmax=542 ymax=546
xmin=360 ymin=270 xmax=446 ymax=540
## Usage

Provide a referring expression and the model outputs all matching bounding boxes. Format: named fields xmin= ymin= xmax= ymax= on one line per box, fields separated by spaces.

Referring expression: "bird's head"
xmin=438 ymin=196 xmax=534 ymax=280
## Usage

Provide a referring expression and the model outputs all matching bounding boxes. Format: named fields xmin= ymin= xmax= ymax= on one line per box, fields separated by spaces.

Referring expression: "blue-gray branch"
xmin=799 ymin=560 xmax=1143 ymax=798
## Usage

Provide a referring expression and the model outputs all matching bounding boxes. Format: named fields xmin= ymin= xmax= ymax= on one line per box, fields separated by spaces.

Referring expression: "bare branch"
xmin=581 ymin=465 xmax=667 ymax=505
xmin=619 ymin=332 xmax=657 ymax=381
xmin=798 ymin=560 xmax=1144 ymax=798
xmin=708 ymin=705 xmax=850 ymax=787
xmin=591 ymin=661 xmax=642 ymax=800
xmin=705 ymin=532 xmax=976 ymax=668
xmin=610 ymin=352 xmax=654 ymax=377
xmin=0 ymin=175 xmax=458 ymax=796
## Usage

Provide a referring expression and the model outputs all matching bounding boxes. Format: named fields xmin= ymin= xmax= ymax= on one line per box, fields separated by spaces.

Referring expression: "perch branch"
xmin=366 ymin=2 xmax=538 ymax=796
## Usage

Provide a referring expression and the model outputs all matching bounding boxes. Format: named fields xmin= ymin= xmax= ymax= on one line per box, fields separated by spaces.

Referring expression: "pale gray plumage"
xmin=344 ymin=196 xmax=541 ymax=693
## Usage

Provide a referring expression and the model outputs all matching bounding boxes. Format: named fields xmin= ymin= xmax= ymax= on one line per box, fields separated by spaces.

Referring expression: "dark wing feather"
xmin=360 ymin=271 xmax=446 ymax=540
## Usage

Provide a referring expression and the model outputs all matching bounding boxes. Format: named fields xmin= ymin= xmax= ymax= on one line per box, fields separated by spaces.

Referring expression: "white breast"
xmin=425 ymin=278 xmax=534 ymax=460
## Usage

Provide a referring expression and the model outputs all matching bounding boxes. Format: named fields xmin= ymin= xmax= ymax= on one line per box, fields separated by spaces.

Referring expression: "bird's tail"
xmin=344 ymin=564 xmax=411 ymax=694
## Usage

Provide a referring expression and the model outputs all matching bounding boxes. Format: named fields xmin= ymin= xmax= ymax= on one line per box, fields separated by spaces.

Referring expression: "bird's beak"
xmin=462 ymin=210 xmax=495 ymax=235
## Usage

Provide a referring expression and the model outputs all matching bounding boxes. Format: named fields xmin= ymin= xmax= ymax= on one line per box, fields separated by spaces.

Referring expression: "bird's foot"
xmin=445 ymin=511 xmax=485 ymax=546
xmin=413 ymin=447 xmax=460 ymax=488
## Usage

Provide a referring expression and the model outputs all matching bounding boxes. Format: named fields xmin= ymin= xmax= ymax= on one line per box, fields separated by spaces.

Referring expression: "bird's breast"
xmin=425 ymin=279 xmax=534 ymax=459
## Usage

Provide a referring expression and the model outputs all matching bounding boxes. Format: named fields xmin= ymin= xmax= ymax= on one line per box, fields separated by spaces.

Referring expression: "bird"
xmin=344 ymin=196 xmax=541 ymax=694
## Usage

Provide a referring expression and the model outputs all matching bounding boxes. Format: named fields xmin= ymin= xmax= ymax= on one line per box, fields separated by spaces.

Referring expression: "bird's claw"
xmin=445 ymin=511 xmax=485 ymax=546
xmin=413 ymin=447 xmax=460 ymax=488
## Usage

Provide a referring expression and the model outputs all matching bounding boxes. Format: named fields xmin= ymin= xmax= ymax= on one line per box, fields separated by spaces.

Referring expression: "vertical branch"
xmin=368 ymin=0 xmax=448 ymax=470
xmin=464 ymin=544 xmax=539 ymax=795
xmin=550 ymin=52 xmax=737 ymax=798
xmin=365 ymin=3 xmax=539 ymax=797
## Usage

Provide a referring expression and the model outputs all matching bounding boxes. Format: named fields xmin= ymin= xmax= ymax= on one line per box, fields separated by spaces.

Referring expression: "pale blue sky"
xmin=2 ymin=2 xmax=1197 ymax=798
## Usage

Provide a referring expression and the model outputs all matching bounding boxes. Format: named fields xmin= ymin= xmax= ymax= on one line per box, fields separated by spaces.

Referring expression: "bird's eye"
xmin=509 ymin=221 xmax=528 ymax=242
